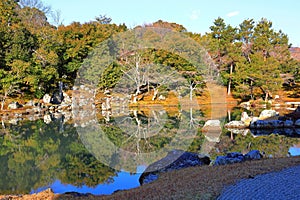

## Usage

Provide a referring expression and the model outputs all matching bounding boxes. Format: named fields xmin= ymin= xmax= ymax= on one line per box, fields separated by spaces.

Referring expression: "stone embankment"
xmin=225 ymin=107 xmax=300 ymax=133
xmin=0 ymin=85 xmax=98 ymax=125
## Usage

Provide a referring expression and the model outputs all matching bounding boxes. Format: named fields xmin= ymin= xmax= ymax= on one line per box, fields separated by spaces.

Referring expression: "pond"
xmin=0 ymin=104 xmax=299 ymax=195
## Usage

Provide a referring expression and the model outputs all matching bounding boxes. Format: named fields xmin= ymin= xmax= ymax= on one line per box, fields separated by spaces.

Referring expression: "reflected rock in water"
xmin=202 ymin=120 xmax=222 ymax=142
xmin=225 ymin=121 xmax=247 ymax=129
xmin=139 ymin=150 xmax=210 ymax=185
xmin=250 ymin=128 xmax=300 ymax=137
xmin=226 ymin=128 xmax=249 ymax=135
xmin=295 ymin=119 xmax=300 ymax=127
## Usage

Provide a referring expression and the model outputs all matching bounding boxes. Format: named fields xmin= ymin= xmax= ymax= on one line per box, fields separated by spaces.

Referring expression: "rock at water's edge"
xmin=8 ymin=102 xmax=22 ymax=109
xmin=259 ymin=110 xmax=278 ymax=120
xmin=225 ymin=121 xmax=247 ymax=129
xmin=43 ymin=94 xmax=51 ymax=104
xmin=214 ymin=150 xmax=262 ymax=166
xmin=139 ymin=150 xmax=210 ymax=185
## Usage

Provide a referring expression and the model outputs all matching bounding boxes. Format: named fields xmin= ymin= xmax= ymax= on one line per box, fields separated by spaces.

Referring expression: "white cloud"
xmin=226 ymin=11 xmax=240 ymax=17
xmin=190 ymin=10 xmax=201 ymax=20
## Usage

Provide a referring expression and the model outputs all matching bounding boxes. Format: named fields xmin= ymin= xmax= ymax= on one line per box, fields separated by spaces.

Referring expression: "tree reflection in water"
xmin=0 ymin=106 xmax=299 ymax=195
xmin=0 ymin=118 xmax=117 ymax=195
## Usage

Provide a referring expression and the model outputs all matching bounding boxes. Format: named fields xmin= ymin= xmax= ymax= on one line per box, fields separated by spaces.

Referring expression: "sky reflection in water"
xmin=31 ymin=166 xmax=146 ymax=195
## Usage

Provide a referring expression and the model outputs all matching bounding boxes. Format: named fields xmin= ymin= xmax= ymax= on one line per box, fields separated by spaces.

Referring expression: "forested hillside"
xmin=0 ymin=0 xmax=299 ymax=109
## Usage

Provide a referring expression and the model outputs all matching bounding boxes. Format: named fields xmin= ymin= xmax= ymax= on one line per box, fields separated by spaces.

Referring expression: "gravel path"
xmin=218 ymin=165 xmax=300 ymax=200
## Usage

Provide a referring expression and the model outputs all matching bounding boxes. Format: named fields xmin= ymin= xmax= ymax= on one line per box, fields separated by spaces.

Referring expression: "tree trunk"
xmin=250 ymin=80 xmax=254 ymax=100
xmin=1 ymin=92 xmax=8 ymax=110
xmin=190 ymin=84 xmax=193 ymax=101
xmin=1 ymin=100 xmax=4 ymax=110
xmin=132 ymin=95 xmax=137 ymax=103
xmin=264 ymin=92 xmax=269 ymax=102
xmin=227 ymin=79 xmax=231 ymax=96
xmin=1 ymin=120 xmax=5 ymax=129
xmin=152 ymin=88 xmax=158 ymax=101
xmin=228 ymin=110 xmax=231 ymax=121
xmin=227 ymin=63 xmax=233 ymax=95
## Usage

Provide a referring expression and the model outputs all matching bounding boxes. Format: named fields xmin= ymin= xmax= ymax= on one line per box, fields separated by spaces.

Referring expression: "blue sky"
xmin=43 ymin=0 xmax=300 ymax=47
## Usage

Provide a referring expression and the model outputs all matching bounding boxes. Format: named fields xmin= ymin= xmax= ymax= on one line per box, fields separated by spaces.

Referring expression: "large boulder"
xmin=139 ymin=150 xmax=210 ymax=185
xmin=214 ymin=152 xmax=245 ymax=166
xmin=203 ymin=120 xmax=220 ymax=128
xmin=259 ymin=110 xmax=278 ymax=120
xmin=214 ymin=150 xmax=262 ymax=166
xmin=202 ymin=120 xmax=222 ymax=142
xmin=244 ymin=150 xmax=263 ymax=160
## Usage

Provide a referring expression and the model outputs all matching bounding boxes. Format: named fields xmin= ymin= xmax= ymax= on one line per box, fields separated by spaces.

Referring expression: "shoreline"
xmin=1 ymin=156 xmax=300 ymax=199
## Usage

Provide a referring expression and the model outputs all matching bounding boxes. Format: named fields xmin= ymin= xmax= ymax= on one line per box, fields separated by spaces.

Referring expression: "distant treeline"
xmin=0 ymin=0 xmax=299 ymax=108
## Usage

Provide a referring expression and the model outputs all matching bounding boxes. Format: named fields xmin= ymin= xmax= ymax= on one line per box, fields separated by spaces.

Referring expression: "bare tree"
xmin=18 ymin=0 xmax=51 ymax=14
xmin=50 ymin=9 xmax=63 ymax=27
xmin=115 ymin=109 xmax=168 ymax=155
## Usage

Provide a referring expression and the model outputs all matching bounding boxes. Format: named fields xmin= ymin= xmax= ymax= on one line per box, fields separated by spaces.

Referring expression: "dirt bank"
xmin=2 ymin=156 xmax=300 ymax=200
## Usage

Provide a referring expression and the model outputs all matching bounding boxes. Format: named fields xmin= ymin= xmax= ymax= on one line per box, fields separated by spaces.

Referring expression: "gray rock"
xmin=25 ymin=100 xmax=35 ymax=107
xmin=251 ymin=117 xmax=259 ymax=123
xmin=43 ymin=94 xmax=51 ymax=104
xmin=62 ymin=92 xmax=72 ymax=104
xmin=8 ymin=102 xmax=22 ymax=109
xmin=295 ymin=119 xmax=300 ymax=127
xmin=214 ymin=152 xmax=245 ymax=166
xmin=241 ymin=112 xmax=251 ymax=122
xmin=244 ymin=150 xmax=262 ymax=160
xmin=202 ymin=120 xmax=222 ymax=142
xmin=158 ymin=95 xmax=166 ymax=100
xmin=240 ymin=101 xmax=250 ymax=109
xmin=259 ymin=110 xmax=277 ymax=120
xmin=250 ymin=120 xmax=265 ymax=129
xmin=139 ymin=150 xmax=210 ymax=185
xmin=8 ymin=118 xmax=20 ymax=125
xmin=225 ymin=121 xmax=247 ymax=129
xmin=284 ymin=120 xmax=294 ymax=128
xmin=214 ymin=150 xmax=263 ymax=166
xmin=141 ymin=174 xmax=159 ymax=184
xmin=204 ymin=120 xmax=220 ymax=127
xmin=51 ymin=92 xmax=63 ymax=104
xmin=43 ymin=114 xmax=52 ymax=124
xmin=272 ymin=120 xmax=285 ymax=128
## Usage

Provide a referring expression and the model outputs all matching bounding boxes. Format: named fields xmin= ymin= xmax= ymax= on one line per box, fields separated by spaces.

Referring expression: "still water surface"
xmin=0 ymin=105 xmax=299 ymax=195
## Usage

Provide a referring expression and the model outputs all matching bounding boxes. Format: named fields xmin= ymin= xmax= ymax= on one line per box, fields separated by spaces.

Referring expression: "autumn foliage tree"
xmin=0 ymin=0 xmax=298 ymax=108
xmin=206 ymin=17 xmax=294 ymax=101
